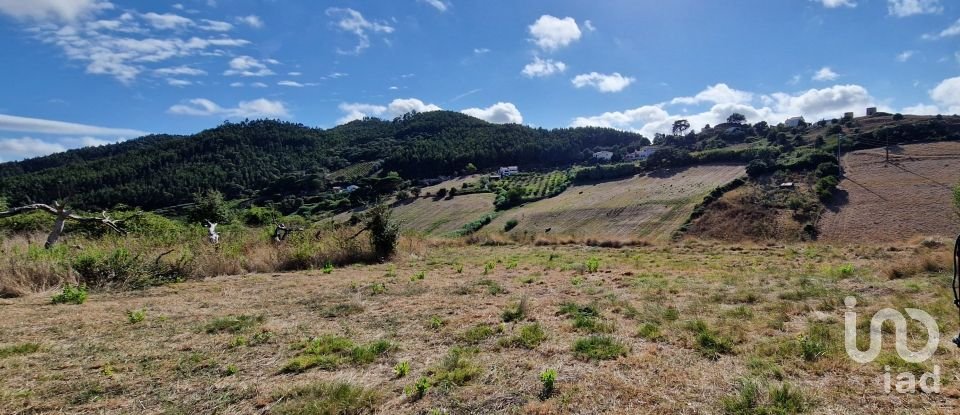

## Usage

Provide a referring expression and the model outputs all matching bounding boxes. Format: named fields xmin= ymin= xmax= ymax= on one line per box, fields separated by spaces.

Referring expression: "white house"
xmin=345 ymin=185 xmax=359 ymax=193
xmin=624 ymin=147 xmax=659 ymax=162
xmin=784 ymin=116 xmax=805 ymax=128
xmin=593 ymin=151 xmax=613 ymax=162
xmin=498 ymin=166 xmax=519 ymax=176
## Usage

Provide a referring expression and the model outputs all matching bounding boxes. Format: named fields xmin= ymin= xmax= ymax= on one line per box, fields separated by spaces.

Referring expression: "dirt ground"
xmin=2 ymin=241 xmax=959 ymax=414
xmin=819 ymin=142 xmax=960 ymax=243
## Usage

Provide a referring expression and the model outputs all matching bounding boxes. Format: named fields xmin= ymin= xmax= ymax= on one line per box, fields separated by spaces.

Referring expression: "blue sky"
xmin=0 ymin=0 xmax=958 ymax=161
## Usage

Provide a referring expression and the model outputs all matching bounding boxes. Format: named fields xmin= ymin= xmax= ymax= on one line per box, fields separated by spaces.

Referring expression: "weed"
xmin=385 ymin=265 xmax=397 ymax=278
xmin=585 ymin=257 xmax=601 ymax=273
xmin=637 ymin=322 xmax=663 ymax=341
xmin=502 ymin=297 xmax=528 ymax=322
xmin=229 ymin=336 xmax=247 ymax=348
xmin=405 ymin=377 xmax=430 ymax=400
xmin=429 ymin=316 xmax=445 ymax=331
xmin=0 ymin=343 xmax=40 ymax=359
xmin=504 ymin=218 xmax=519 ymax=232
xmin=411 ymin=271 xmax=426 ymax=281
xmin=320 ymin=303 xmax=364 ymax=318
xmin=126 ymin=309 xmax=146 ymax=324
xmin=461 ymin=324 xmax=497 ymax=344
xmin=51 ymin=284 xmax=88 ymax=305
xmin=571 ymin=276 xmax=584 ymax=286
xmin=572 ymin=335 xmax=628 ymax=360
xmin=483 ymin=261 xmax=495 ymax=275
xmin=499 ymin=323 xmax=547 ymax=349
xmin=559 ymin=302 xmax=613 ymax=333
xmin=322 ymin=262 xmax=334 ymax=274
xmin=393 ymin=361 xmax=410 ymax=378
xmin=272 ymin=382 xmax=382 ymax=415
xmin=204 ymin=314 xmax=264 ymax=334
xmin=281 ymin=335 xmax=393 ymax=373
xmin=687 ymin=320 xmax=734 ymax=360
xmin=540 ymin=368 xmax=557 ymax=399
xmin=454 ymin=263 xmax=464 ymax=273
xmin=428 ymin=347 xmax=481 ymax=387
xmin=369 ymin=282 xmax=387 ymax=295
xmin=506 ymin=258 xmax=519 ymax=269
xmin=223 ymin=364 xmax=238 ymax=376
xmin=477 ymin=279 xmax=505 ymax=295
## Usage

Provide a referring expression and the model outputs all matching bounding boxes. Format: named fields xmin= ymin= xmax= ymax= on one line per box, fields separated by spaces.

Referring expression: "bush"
xmin=126 ymin=309 xmax=146 ymax=324
xmin=365 ymin=204 xmax=400 ymax=261
xmin=271 ymin=381 xmax=382 ymax=415
xmin=51 ymin=284 xmax=88 ymax=305
xmin=188 ymin=189 xmax=233 ymax=224
xmin=504 ymin=218 xmax=519 ymax=232
xmin=540 ymin=368 xmax=557 ymax=399
xmin=500 ymin=323 xmax=547 ymax=349
xmin=243 ymin=206 xmax=280 ymax=226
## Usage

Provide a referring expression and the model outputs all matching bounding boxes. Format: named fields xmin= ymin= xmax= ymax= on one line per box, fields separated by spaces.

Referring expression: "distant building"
xmin=592 ymin=151 xmax=613 ymax=162
xmin=332 ymin=186 xmax=343 ymax=193
xmin=844 ymin=112 xmax=854 ymax=119
xmin=784 ymin=116 xmax=805 ymax=128
xmin=866 ymin=107 xmax=878 ymax=116
xmin=779 ymin=182 xmax=795 ymax=189
xmin=345 ymin=185 xmax=359 ymax=193
xmin=624 ymin=147 xmax=659 ymax=162
xmin=498 ymin=166 xmax=519 ymax=176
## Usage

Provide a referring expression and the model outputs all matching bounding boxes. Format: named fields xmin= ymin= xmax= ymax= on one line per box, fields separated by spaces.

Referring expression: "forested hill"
xmin=0 ymin=111 xmax=647 ymax=210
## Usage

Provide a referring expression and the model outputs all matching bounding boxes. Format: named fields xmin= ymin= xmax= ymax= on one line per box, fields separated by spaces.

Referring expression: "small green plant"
xmin=500 ymin=323 xmax=547 ymax=349
xmin=51 ymin=284 xmax=88 ymax=305
xmin=539 ymin=368 xmax=557 ymax=399
xmin=229 ymin=336 xmax=248 ymax=348
xmin=271 ymin=382 xmax=382 ymax=415
xmin=369 ymin=282 xmax=387 ymax=295
xmin=477 ymin=279 xmax=505 ymax=295
xmin=126 ymin=309 xmax=146 ymax=324
xmin=454 ymin=263 xmax=464 ymax=273
xmin=585 ymin=257 xmax=601 ymax=273
xmin=483 ymin=261 xmax=495 ymax=275
xmin=411 ymin=271 xmax=426 ymax=281
xmin=461 ymin=324 xmax=497 ymax=344
xmin=571 ymin=276 xmax=584 ymax=286
xmin=429 ymin=316 xmax=445 ymax=330
xmin=393 ymin=361 xmax=410 ymax=378
xmin=504 ymin=218 xmax=519 ymax=232
xmin=501 ymin=297 xmax=528 ymax=322
xmin=281 ymin=335 xmax=394 ymax=373
xmin=687 ymin=320 xmax=734 ymax=360
xmin=573 ymin=335 xmax=628 ymax=360
xmin=505 ymin=258 xmax=519 ymax=269
xmin=428 ymin=347 xmax=481 ymax=387
xmin=223 ymin=364 xmax=239 ymax=376
xmin=385 ymin=265 xmax=397 ymax=278
xmin=405 ymin=377 xmax=430 ymax=400
xmin=322 ymin=262 xmax=334 ymax=274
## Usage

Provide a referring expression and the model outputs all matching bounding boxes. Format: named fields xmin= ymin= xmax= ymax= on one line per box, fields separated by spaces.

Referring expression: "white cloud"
xmin=251 ymin=82 xmax=267 ymax=88
xmin=154 ymin=65 xmax=206 ymax=76
xmin=584 ymin=20 xmax=596 ymax=32
xmin=474 ymin=48 xmax=490 ymax=54
xmin=166 ymin=78 xmax=191 ymax=87
xmin=325 ymin=7 xmax=394 ymax=55
xmin=168 ymin=98 xmax=290 ymax=118
xmin=224 ymin=55 xmax=275 ymax=77
xmin=287 ymin=71 xmax=302 ymax=76
xmin=814 ymin=0 xmax=856 ymax=8
xmin=337 ymin=98 xmax=441 ymax=124
xmin=930 ymin=76 xmax=960 ymax=113
xmin=198 ymin=19 xmax=232 ymax=31
xmin=902 ymin=103 xmax=940 ymax=115
xmin=277 ymin=80 xmax=318 ymax=87
xmin=327 ymin=72 xmax=348 ymax=79
xmin=0 ymin=113 xmax=147 ymax=136
xmin=571 ymin=72 xmax=635 ymax=93
xmin=236 ymin=15 xmax=263 ymax=28
xmin=389 ymin=86 xmax=399 ymax=90
xmin=418 ymin=0 xmax=449 ymax=12
xmin=461 ymin=102 xmax=523 ymax=124
xmin=229 ymin=82 xmax=243 ymax=87
xmin=896 ymin=50 xmax=915 ymax=62
xmin=571 ymin=84 xmax=878 ymax=138
xmin=23 ymin=10 xmax=251 ymax=83
xmin=528 ymin=15 xmax=581 ymax=51
xmin=670 ymin=83 xmax=753 ymax=106
xmin=0 ymin=137 xmax=67 ymax=160
xmin=812 ymin=67 xmax=839 ymax=81
xmin=0 ymin=0 xmax=113 ymax=21
xmin=887 ymin=0 xmax=942 ymax=17
xmin=521 ymin=57 xmax=566 ymax=78
xmin=142 ymin=12 xmax=193 ymax=30
xmin=934 ymin=18 xmax=960 ymax=38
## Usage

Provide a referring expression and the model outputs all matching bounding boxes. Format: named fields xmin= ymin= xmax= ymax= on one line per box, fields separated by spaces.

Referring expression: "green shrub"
xmin=366 ymin=203 xmax=400 ymax=261
xmin=393 ymin=361 xmax=410 ymax=378
xmin=428 ymin=347 xmax=481 ymax=387
xmin=585 ymin=257 xmax=601 ymax=273
xmin=504 ymin=218 xmax=519 ymax=232
xmin=461 ymin=324 xmax=497 ymax=344
xmin=687 ymin=320 xmax=734 ymax=360
xmin=51 ymin=284 xmax=88 ymax=305
xmin=573 ymin=335 xmax=628 ymax=360
xmin=500 ymin=323 xmax=547 ymax=349
xmin=411 ymin=271 xmax=426 ymax=281
xmin=281 ymin=335 xmax=393 ymax=373
xmin=405 ymin=377 xmax=430 ymax=400
xmin=501 ymin=297 xmax=528 ymax=322
xmin=322 ymin=262 xmax=334 ymax=274
xmin=637 ymin=322 xmax=663 ymax=341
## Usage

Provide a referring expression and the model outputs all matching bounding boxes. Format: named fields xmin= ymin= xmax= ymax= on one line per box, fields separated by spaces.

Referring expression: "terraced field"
xmin=488 ymin=164 xmax=746 ymax=242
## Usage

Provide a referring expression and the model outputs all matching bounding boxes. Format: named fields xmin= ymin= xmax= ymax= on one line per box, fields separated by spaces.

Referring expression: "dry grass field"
xmin=392 ymin=193 xmax=496 ymax=236
xmin=486 ymin=165 xmax=745 ymax=242
xmin=2 ymin=239 xmax=959 ymax=414
xmin=819 ymin=142 xmax=960 ymax=243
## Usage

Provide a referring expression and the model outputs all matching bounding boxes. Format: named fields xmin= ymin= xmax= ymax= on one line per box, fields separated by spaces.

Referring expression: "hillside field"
xmin=1 ymin=242 xmax=958 ymax=414
xmin=819 ymin=142 xmax=960 ymax=243
xmin=487 ymin=165 xmax=745 ymax=242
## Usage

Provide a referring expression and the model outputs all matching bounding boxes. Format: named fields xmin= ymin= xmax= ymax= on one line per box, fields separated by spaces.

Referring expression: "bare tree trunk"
xmin=45 ymin=205 xmax=68 ymax=249
xmin=0 ymin=202 xmax=129 ymax=249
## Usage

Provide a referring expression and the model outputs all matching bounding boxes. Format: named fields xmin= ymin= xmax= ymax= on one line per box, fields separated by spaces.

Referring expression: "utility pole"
xmin=837 ymin=134 xmax=843 ymax=179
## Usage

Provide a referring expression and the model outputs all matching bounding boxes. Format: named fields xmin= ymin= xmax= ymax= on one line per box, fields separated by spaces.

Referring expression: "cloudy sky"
xmin=0 ymin=0 xmax=958 ymax=161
